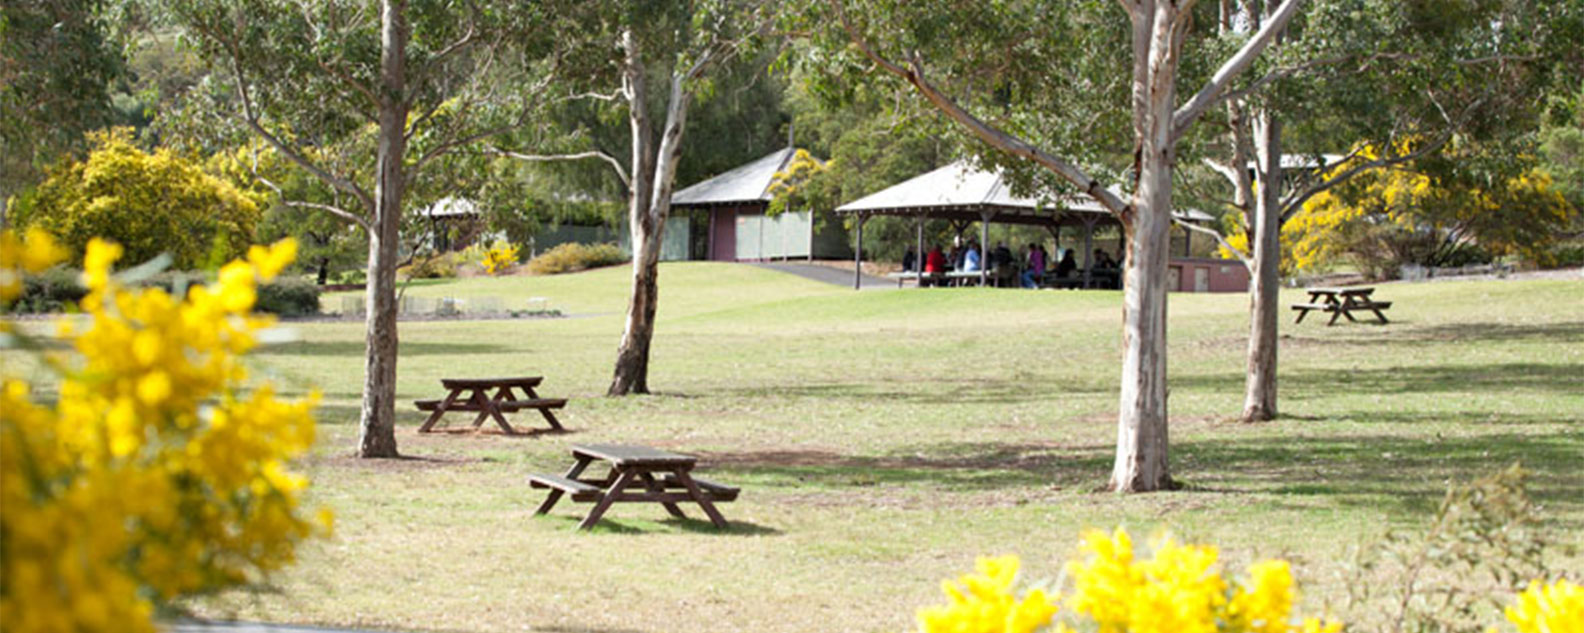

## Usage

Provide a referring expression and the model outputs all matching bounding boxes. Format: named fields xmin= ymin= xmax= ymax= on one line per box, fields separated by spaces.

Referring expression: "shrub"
xmin=13 ymin=128 xmax=261 ymax=270
xmin=1 ymin=234 xmax=326 ymax=633
xmin=10 ymin=266 xmax=87 ymax=314
xmin=525 ymin=242 xmax=627 ymax=275
xmin=257 ymin=277 xmax=321 ymax=317
xmin=911 ymin=528 xmax=1340 ymax=633
xmin=400 ymin=252 xmax=459 ymax=279
xmin=482 ymin=241 xmax=521 ymax=275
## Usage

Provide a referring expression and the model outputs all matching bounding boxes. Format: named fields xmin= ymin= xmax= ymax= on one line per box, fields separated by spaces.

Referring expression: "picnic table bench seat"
xmin=527 ymin=473 xmax=604 ymax=501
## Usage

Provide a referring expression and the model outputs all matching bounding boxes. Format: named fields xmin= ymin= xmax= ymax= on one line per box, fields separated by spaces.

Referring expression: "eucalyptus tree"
xmin=805 ymin=0 xmax=1306 ymax=491
xmin=0 ymin=0 xmax=124 ymax=225
xmin=493 ymin=0 xmax=780 ymax=396
xmin=1185 ymin=0 xmax=1584 ymax=422
xmin=171 ymin=0 xmax=564 ymax=457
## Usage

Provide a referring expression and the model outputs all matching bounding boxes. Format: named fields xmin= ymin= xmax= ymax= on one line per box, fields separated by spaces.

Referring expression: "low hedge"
xmin=7 ymin=268 xmax=319 ymax=317
xmin=525 ymin=242 xmax=627 ymax=275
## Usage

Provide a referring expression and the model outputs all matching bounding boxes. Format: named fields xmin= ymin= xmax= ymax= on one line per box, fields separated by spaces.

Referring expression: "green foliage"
xmin=0 ymin=0 xmax=125 ymax=197
xmin=1340 ymin=464 xmax=1567 ymax=633
xmin=8 ymin=266 xmax=87 ymax=314
xmin=400 ymin=253 xmax=460 ymax=280
xmin=256 ymin=277 xmax=321 ymax=317
xmin=15 ymin=129 xmax=260 ymax=270
xmin=524 ymin=242 xmax=626 ymax=276
xmin=1280 ymin=144 xmax=1576 ymax=278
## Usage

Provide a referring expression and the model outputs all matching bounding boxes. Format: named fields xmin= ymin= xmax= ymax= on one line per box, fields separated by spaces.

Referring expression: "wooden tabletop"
xmin=1306 ymin=286 xmax=1374 ymax=296
xmin=440 ymin=376 xmax=544 ymax=389
xmin=572 ymin=444 xmax=697 ymax=467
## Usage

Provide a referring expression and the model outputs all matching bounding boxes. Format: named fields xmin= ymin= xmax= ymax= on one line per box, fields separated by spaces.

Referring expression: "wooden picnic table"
xmin=1291 ymin=286 xmax=1392 ymax=325
xmin=529 ymin=444 xmax=739 ymax=530
xmin=414 ymin=376 xmax=566 ymax=434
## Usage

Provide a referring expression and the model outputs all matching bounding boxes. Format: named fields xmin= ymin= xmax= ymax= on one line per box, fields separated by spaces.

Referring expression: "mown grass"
xmin=179 ymin=263 xmax=1580 ymax=633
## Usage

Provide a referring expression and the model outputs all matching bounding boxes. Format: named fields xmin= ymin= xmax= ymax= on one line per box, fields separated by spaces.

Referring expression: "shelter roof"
xmin=672 ymin=147 xmax=806 ymax=206
xmin=835 ymin=161 xmax=1212 ymax=226
xmin=420 ymin=197 xmax=478 ymax=218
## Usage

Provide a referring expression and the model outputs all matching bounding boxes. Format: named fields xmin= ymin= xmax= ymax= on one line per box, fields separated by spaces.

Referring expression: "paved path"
xmin=749 ymin=262 xmax=896 ymax=290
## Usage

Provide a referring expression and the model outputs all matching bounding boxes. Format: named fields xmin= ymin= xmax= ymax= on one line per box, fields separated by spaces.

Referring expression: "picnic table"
xmin=529 ymin=444 xmax=739 ymax=530
xmin=414 ymin=376 xmax=566 ymax=434
xmin=1291 ymin=287 xmax=1392 ymax=325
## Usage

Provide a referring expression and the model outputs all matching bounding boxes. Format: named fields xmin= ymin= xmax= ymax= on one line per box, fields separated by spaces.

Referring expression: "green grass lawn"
xmin=185 ymin=263 xmax=1582 ymax=632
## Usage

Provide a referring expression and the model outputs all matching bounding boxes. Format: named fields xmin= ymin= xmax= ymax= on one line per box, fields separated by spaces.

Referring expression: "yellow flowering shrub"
xmin=1501 ymin=579 xmax=1583 ymax=633
xmin=482 ymin=242 xmax=520 ymax=275
xmin=913 ymin=528 xmax=1341 ymax=633
xmin=0 ymin=231 xmax=327 ymax=633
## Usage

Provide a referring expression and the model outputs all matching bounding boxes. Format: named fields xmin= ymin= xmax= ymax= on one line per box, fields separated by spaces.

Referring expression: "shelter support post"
xmin=1082 ymin=216 xmax=1097 ymax=289
xmin=854 ymin=213 xmax=865 ymax=290
xmin=979 ymin=211 xmax=993 ymax=287
xmin=915 ymin=218 xmax=925 ymax=277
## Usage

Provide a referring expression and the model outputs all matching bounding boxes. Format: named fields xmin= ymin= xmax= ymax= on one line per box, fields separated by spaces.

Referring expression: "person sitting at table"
xmin=992 ymin=242 xmax=1014 ymax=270
xmin=961 ymin=240 xmax=982 ymax=272
xmin=1054 ymin=248 xmax=1077 ymax=278
xmin=1021 ymin=243 xmax=1047 ymax=289
xmin=924 ymin=244 xmax=947 ymax=286
xmin=1093 ymin=248 xmax=1117 ymax=269
xmin=902 ymin=246 xmax=917 ymax=272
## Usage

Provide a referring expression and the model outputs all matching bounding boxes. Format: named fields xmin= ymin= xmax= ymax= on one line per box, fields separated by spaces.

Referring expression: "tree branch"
xmin=829 ymin=0 xmax=1129 ymax=216
xmin=248 ymin=147 xmax=372 ymax=230
xmin=490 ymin=148 xmax=631 ymax=188
xmin=229 ymin=55 xmax=375 ymax=212
xmin=1174 ymin=216 xmax=1250 ymax=268
xmin=1173 ymin=0 xmax=1307 ymax=139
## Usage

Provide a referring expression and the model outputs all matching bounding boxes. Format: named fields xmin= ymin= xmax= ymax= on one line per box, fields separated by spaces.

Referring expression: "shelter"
xmin=671 ymin=147 xmax=851 ymax=261
xmin=834 ymin=161 xmax=1236 ymax=290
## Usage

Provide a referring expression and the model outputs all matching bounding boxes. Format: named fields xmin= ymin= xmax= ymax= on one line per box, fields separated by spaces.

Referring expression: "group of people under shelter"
xmin=900 ymin=239 xmax=1124 ymax=289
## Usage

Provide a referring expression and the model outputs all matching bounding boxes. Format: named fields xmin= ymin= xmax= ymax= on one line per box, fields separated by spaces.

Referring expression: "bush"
xmin=14 ymin=128 xmax=260 ymax=270
xmin=525 ymin=242 xmax=627 ymax=275
xmin=257 ymin=277 xmax=321 ymax=317
xmin=400 ymin=253 xmax=459 ymax=279
xmin=10 ymin=267 xmax=87 ymax=314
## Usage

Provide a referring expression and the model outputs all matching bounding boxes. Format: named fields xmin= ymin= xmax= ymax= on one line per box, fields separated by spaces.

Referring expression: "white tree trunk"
xmin=1242 ymin=110 xmax=1283 ymax=422
xmin=1110 ymin=1 xmax=1179 ymax=492
xmin=610 ymin=37 xmax=695 ymax=396
xmin=357 ymin=0 xmax=408 ymax=457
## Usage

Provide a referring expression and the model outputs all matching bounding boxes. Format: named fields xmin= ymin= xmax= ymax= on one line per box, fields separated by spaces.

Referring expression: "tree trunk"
xmin=1110 ymin=1 xmax=1178 ymax=493
xmin=611 ymin=210 xmax=662 ymax=395
xmin=356 ymin=0 xmax=408 ymax=458
xmin=1242 ymin=111 xmax=1283 ymax=423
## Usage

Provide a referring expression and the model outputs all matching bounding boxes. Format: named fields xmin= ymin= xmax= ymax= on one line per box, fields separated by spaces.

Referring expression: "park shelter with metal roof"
xmin=671 ymin=147 xmax=851 ymax=261
xmin=833 ymin=161 xmax=1225 ymax=289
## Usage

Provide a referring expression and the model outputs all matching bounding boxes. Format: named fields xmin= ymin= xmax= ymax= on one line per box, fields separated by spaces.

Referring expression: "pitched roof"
xmin=835 ymin=160 xmax=1214 ymax=224
xmin=671 ymin=147 xmax=800 ymax=206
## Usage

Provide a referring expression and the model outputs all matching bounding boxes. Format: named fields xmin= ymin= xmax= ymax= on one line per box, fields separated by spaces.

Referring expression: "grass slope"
xmin=190 ymin=263 xmax=1581 ymax=633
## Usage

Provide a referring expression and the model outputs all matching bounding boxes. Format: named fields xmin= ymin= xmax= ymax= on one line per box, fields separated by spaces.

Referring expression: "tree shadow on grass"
xmin=253 ymin=340 xmax=508 ymax=357
xmin=533 ymin=514 xmax=781 ymax=536
xmin=1322 ymin=321 xmax=1584 ymax=346
xmin=704 ymin=431 xmax=1584 ymax=519
xmin=1172 ymin=362 xmax=1584 ymax=396
xmin=714 ymin=379 xmax=1109 ymax=404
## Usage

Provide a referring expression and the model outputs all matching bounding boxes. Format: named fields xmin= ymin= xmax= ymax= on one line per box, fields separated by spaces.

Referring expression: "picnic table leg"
xmin=579 ymin=469 xmax=638 ymax=531
xmin=536 ymin=455 xmax=593 ymax=515
xmin=638 ymin=472 xmax=686 ymax=519
xmin=418 ymin=390 xmax=464 ymax=433
xmin=1294 ymin=307 xmax=1309 ymax=324
xmin=523 ymin=386 xmax=565 ymax=431
xmin=1371 ymin=308 xmax=1389 ymax=324
xmin=671 ymin=469 xmax=728 ymax=529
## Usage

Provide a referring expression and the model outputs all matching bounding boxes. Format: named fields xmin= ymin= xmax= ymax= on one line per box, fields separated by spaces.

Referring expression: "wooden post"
xmin=915 ymin=217 xmax=925 ymax=275
xmin=1082 ymin=216 xmax=1096 ymax=289
xmin=853 ymin=213 xmax=864 ymax=290
xmin=979 ymin=211 xmax=992 ymax=287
